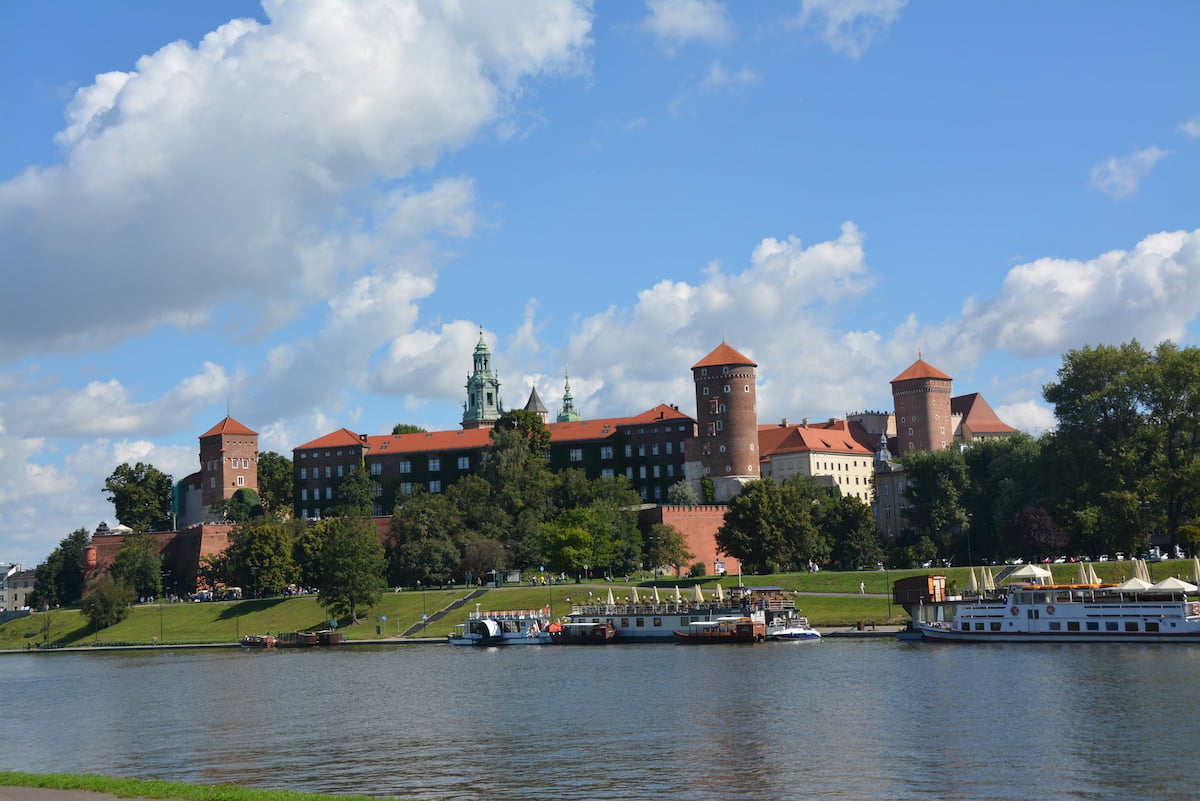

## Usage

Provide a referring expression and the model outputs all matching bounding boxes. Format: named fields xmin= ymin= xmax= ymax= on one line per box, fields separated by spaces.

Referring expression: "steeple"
xmin=874 ymin=432 xmax=893 ymax=464
xmin=523 ymin=385 xmax=549 ymax=424
xmin=557 ymin=369 xmax=581 ymax=423
xmin=461 ymin=330 xmax=503 ymax=429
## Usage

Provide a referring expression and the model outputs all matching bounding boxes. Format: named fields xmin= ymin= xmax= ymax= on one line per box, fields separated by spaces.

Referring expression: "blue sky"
xmin=2 ymin=0 xmax=1198 ymax=568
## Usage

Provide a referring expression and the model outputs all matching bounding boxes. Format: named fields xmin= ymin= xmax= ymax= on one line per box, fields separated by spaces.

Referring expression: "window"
xmin=458 ymin=456 xmax=470 ymax=470
xmin=625 ymin=467 xmax=633 ymax=479
xmin=400 ymin=460 xmax=412 ymax=474
xmin=625 ymin=445 xmax=632 ymax=458
xmin=665 ymin=442 xmax=673 ymax=455
xmin=744 ymin=385 xmax=750 ymax=392
xmin=703 ymin=387 xmax=710 ymax=395
xmin=652 ymin=465 xmax=660 ymax=478
xmin=325 ymin=466 xmax=332 ymax=478
xmin=666 ymin=464 xmax=674 ymax=476
xmin=651 ymin=443 xmax=659 ymax=455
xmin=300 ymin=467 xmax=308 ymax=479
xmin=372 ymin=505 xmax=383 ymax=517
xmin=600 ymin=446 xmax=613 ymax=460
xmin=370 ymin=462 xmax=382 ymax=476
xmin=429 ymin=481 xmax=441 ymax=493
xmin=428 ymin=457 xmax=441 ymax=472
xmin=639 ymin=466 xmax=647 ymax=479
xmin=325 ymin=487 xmax=333 ymax=500
xmin=724 ymin=385 xmax=730 ymax=393
xmin=654 ymin=486 xmax=662 ymax=499
xmin=210 ymin=477 xmax=216 ymax=488
xmin=374 ymin=483 xmax=383 ymax=497
xmin=301 ymin=489 xmax=308 ymax=501
xmin=638 ymin=444 xmax=646 ymax=457
xmin=601 ymin=468 xmax=614 ymax=478
xmin=337 ymin=465 xmax=344 ymax=478
xmin=569 ymin=448 xmax=583 ymax=462
xmin=237 ymin=475 xmax=245 ymax=486
xmin=400 ymin=482 xmax=413 ymax=496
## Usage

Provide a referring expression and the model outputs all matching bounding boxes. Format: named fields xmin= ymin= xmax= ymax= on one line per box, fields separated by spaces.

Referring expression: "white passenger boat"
xmin=767 ymin=618 xmax=821 ymax=642
xmin=903 ymin=571 xmax=1200 ymax=643
xmin=564 ymin=585 xmax=800 ymax=643
xmin=447 ymin=607 xmax=552 ymax=646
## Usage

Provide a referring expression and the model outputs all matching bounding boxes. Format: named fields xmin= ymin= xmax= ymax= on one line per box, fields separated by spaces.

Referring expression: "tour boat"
xmin=447 ymin=607 xmax=552 ymax=646
xmin=564 ymin=585 xmax=800 ymax=643
xmin=548 ymin=620 xmax=618 ymax=644
xmin=672 ymin=616 xmax=766 ymax=644
xmin=239 ymin=634 xmax=276 ymax=648
xmin=902 ymin=571 xmax=1200 ymax=643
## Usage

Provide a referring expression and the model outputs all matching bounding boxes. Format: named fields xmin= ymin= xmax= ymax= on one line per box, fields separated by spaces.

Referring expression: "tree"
xmin=387 ymin=490 xmax=464 ymax=587
xmin=209 ymin=488 xmax=264 ymax=523
xmin=332 ymin=464 xmax=377 ymax=517
xmin=826 ymin=495 xmax=884 ymax=570
xmin=717 ymin=480 xmax=790 ymax=573
xmin=901 ymin=448 xmax=969 ymax=557
xmin=256 ymin=451 xmax=293 ymax=518
xmin=1004 ymin=507 xmax=1069 ymax=555
xmin=461 ymin=538 xmax=508 ymax=585
xmin=104 ymin=462 xmax=173 ymax=532
xmin=109 ymin=532 xmax=162 ymax=598
xmin=961 ymin=435 xmax=1045 ymax=562
xmin=224 ymin=521 xmax=298 ymax=596
xmin=81 ymin=573 xmax=135 ymax=629
xmin=667 ymin=481 xmax=699 ymax=506
xmin=315 ymin=516 xmax=386 ymax=623
xmin=392 ymin=423 xmax=428 ymax=435
xmin=644 ymin=522 xmax=694 ymax=575
xmin=29 ymin=528 xmax=91 ymax=608
xmin=481 ymin=410 xmax=555 ymax=555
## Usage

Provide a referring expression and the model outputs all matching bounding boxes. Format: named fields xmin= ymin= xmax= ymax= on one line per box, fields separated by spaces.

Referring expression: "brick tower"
xmin=684 ymin=342 xmax=760 ymax=502
xmin=890 ymin=357 xmax=953 ymax=456
xmin=198 ymin=416 xmax=259 ymax=507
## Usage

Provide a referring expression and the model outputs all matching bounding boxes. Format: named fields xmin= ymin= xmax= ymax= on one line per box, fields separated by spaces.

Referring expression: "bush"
xmin=688 ymin=561 xmax=707 ymax=578
xmin=81 ymin=573 xmax=135 ymax=630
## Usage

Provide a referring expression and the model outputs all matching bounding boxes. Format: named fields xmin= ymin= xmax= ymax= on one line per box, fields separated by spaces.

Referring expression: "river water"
xmin=2 ymin=639 xmax=1198 ymax=800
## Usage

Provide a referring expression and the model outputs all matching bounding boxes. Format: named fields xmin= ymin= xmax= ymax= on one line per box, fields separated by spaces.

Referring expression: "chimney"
xmin=781 ymin=418 xmax=789 ymax=427
xmin=802 ymin=418 xmax=809 ymax=427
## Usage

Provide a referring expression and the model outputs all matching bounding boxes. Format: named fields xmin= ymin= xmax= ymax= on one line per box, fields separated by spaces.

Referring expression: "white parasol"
xmin=692 ymin=584 xmax=705 ymax=603
xmin=673 ymin=585 xmax=683 ymax=603
xmin=968 ymin=568 xmax=979 ymax=593
xmin=716 ymin=583 xmax=725 ymax=603
xmin=1115 ymin=577 xmax=1153 ymax=591
xmin=630 ymin=586 xmax=640 ymax=603
xmin=653 ymin=586 xmax=661 ymax=603
xmin=982 ymin=568 xmax=995 ymax=591
xmin=606 ymin=587 xmax=615 ymax=605
xmin=1087 ymin=563 xmax=1101 ymax=585
xmin=1192 ymin=557 xmax=1200 ymax=586
xmin=1077 ymin=562 xmax=1089 ymax=585
xmin=1152 ymin=576 xmax=1198 ymax=593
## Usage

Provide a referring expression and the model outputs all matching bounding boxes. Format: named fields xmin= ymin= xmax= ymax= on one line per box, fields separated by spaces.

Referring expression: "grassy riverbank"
xmin=0 ymin=771 xmax=411 ymax=800
xmin=2 ymin=560 xmax=1192 ymax=649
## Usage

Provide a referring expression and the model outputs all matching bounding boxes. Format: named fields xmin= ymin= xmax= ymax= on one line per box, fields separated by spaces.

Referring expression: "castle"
xmin=75 ymin=340 xmax=1015 ymax=596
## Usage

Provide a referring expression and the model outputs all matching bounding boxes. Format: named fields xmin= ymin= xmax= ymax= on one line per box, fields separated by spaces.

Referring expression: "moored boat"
xmin=673 ymin=616 xmax=766 ymax=644
xmin=899 ymin=567 xmax=1200 ymax=643
xmin=448 ymin=607 xmax=552 ymax=646
xmin=768 ymin=618 xmax=821 ymax=642
xmin=239 ymin=634 xmax=276 ymax=648
xmin=276 ymin=631 xmax=320 ymax=648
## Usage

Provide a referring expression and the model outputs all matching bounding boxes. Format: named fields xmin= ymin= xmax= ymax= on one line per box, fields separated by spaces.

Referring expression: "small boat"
xmin=672 ymin=616 xmax=765 ymax=644
xmin=239 ymin=634 xmax=276 ymax=648
xmin=768 ymin=618 xmax=821 ymax=642
xmin=448 ymin=608 xmax=552 ymax=646
xmin=548 ymin=621 xmax=617 ymax=644
xmin=315 ymin=629 xmax=343 ymax=646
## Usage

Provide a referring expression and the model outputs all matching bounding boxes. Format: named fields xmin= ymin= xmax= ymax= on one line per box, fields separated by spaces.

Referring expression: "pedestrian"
xmin=859 ymin=581 xmax=865 ymax=594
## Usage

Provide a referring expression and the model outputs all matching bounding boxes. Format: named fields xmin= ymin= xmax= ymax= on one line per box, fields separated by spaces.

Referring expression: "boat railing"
xmin=570 ymin=602 xmax=705 ymax=616
xmin=466 ymin=607 xmax=551 ymax=620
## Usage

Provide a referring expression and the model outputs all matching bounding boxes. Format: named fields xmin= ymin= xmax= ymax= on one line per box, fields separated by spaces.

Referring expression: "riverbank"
xmin=0 ymin=772 xmax=407 ymax=801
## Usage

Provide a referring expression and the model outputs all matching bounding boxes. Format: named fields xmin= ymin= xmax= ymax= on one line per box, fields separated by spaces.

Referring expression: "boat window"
xmin=1066 ymin=622 xmax=1080 ymax=632
xmin=990 ymin=622 xmax=1002 ymax=631
xmin=960 ymin=622 xmax=969 ymax=631
xmin=974 ymin=623 xmax=984 ymax=631
xmin=653 ymin=617 xmax=662 ymax=627
xmin=1106 ymin=622 xmax=1119 ymax=631
xmin=1146 ymin=621 xmax=1159 ymax=632
xmin=620 ymin=618 xmax=629 ymax=628
xmin=1125 ymin=622 xmax=1139 ymax=632
xmin=1086 ymin=622 xmax=1099 ymax=631
xmin=1049 ymin=622 xmax=1061 ymax=631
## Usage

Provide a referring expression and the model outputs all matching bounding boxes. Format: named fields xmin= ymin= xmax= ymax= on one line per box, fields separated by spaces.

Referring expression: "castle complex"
xmin=61 ymin=339 xmax=1015 ymax=601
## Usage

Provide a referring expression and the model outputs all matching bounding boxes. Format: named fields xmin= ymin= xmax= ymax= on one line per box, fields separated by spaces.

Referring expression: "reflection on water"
xmin=2 ymin=641 xmax=1199 ymax=800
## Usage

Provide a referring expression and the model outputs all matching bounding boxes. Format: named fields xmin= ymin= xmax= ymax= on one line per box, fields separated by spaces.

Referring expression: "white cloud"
xmin=1178 ymin=118 xmax=1200 ymax=139
xmin=0 ymin=0 xmax=591 ymax=362
xmin=703 ymin=61 xmax=760 ymax=90
xmin=1089 ymin=145 xmax=1169 ymax=199
xmin=641 ymin=0 xmax=732 ymax=55
xmin=791 ymin=0 xmax=907 ymax=59
xmin=995 ymin=400 xmax=1056 ymax=435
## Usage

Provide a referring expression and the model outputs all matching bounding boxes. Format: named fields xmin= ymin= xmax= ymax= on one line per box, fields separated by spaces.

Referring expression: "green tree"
xmin=224 ymin=520 xmax=298 ymax=596
xmin=717 ymin=480 xmax=790 ymax=573
xmin=1140 ymin=342 xmax=1200 ymax=540
xmin=826 ymin=494 xmax=884 ymax=569
xmin=315 ymin=516 xmax=386 ymax=623
xmin=333 ymin=464 xmax=377 ymax=517
xmin=482 ymin=410 xmax=555 ymax=555
xmin=901 ymin=448 xmax=969 ymax=557
xmin=644 ymin=522 xmax=694 ymax=575
xmin=103 ymin=462 xmax=173 ymax=532
xmin=961 ymin=434 xmax=1045 ymax=562
xmin=81 ymin=573 xmax=135 ymax=629
xmin=387 ymin=490 xmax=465 ymax=586
xmin=29 ymin=528 xmax=91 ymax=608
xmin=1004 ymin=507 xmax=1069 ymax=555
xmin=209 ymin=488 xmax=264 ymax=523
xmin=109 ymin=532 xmax=162 ymax=598
xmin=392 ymin=423 xmax=428 ymax=435
xmin=256 ymin=451 xmax=293 ymax=518
xmin=666 ymin=481 xmax=699 ymax=506
xmin=461 ymin=538 xmax=508 ymax=585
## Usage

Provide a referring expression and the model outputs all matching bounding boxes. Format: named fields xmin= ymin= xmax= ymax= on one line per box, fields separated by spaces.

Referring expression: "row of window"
xmin=209 ymin=476 xmax=247 ymax=488
xmin=298 ymin=449 xmax=359 ymax=459
xmin=205 ymin=458 xmax=253 ymax=471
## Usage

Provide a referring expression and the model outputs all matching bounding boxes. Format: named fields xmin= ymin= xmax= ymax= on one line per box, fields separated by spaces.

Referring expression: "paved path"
xmin=0 ymin=789 xmax=131 ymax=801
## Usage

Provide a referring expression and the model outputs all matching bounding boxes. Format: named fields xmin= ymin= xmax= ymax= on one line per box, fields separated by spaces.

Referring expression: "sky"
xmin=2 ymin=0 xmax=1198 ymax=568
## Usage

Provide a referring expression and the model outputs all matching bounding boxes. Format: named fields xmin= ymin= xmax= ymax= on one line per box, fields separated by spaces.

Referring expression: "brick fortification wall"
xmin=639 ymin=505 xmax=741 ymax=577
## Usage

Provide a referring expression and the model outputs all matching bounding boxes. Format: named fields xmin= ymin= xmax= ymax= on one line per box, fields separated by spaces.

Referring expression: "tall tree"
xmin=315 ymin=516 xmax=386 ymax=623
xmin=109 ymin=532 xmax=163 ymax=598
xmin=900 ymin=448 xmax=969 ymax=557
xmin=717 ymin=479 xmax=790 ymax=573
xmin=825 ymin=494 xmax=884 ymax=570
xmin=644 ymin=522 xmax=694 ymax=575
xmin=481 ymin=410 xmax=555 ymax=556
xmin=29 ymin=528 xmax=91 ymax=608
xmin=103 ymin=462 xmax=173 ymax=532
xmin=333 ymin=464 xmax=377 ymax=517
xmin=81 ymin=573 xmax=135 ymax=630
xmin=256 ymin=451 xmax=293 ymax=518
xmin=224 ymin=520 xmax=298 ymax=596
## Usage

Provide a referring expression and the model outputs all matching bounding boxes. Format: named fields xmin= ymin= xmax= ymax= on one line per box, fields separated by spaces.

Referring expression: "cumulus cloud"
xmin=1089 ymin=145 xmax=1169 ymax=199
xmin=0 ymin=0 xmax=591 ymax=363
xmin=1178 ymin=118 xmax=1200 ymax=140
xmin=641 ymin=0 xmax=732 ymax=54
xmin=790 ymin=0 xmax=907 ymax=59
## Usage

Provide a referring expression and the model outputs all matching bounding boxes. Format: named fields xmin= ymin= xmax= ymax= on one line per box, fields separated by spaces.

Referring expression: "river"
xmin=2 ymin=639 xmax=1198 ymax=800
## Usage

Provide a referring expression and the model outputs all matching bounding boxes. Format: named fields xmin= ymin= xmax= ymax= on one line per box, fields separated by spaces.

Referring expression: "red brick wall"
xmin=639 ymin=505 xmax=741 ymax=578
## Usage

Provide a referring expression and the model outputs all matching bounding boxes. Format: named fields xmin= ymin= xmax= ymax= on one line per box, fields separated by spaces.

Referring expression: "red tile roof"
xmin=295 ymin=405 xmax=696 ymax=455
xmin=951 ymin=393 xmax=1017 ymax=435
xmin=692 ymin=342 xmax=756 ymax=369
xmin=757 ymin=420 xmax=873 ymax=457
xmin=891 ymin=358 xmax=952 ymax=383
xmin=200 ymin=416 xmax=257 ymax=437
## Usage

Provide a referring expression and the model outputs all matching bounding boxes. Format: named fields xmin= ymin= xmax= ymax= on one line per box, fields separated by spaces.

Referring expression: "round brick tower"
xmin=685 ymin=342 xmax=759 ymax=502
xmin=890 ymin=357 xmax=953 ymax=456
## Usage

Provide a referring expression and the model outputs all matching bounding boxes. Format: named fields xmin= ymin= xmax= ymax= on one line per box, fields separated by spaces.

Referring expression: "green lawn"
xmin=0 ymin=771 xmax=412 ymax=801
xmin=3 ymin=559 xmax=1193 ymax=648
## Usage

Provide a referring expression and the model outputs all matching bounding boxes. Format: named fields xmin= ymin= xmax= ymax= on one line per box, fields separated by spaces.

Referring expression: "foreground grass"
xmin=0 ymin=771 xmax=411 ymax=801
xmin=3 ymin=560 xmax=1193 ymax=649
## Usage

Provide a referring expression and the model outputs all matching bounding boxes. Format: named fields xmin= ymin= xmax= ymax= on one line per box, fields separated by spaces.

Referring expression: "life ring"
xmin=1046 ymin=605 xmax=1055 ymax=615
xmin=1192 ymin=603 xmax=1199 ymax=616
xmin=1010 ymin=606 xmax=1019 ymax=616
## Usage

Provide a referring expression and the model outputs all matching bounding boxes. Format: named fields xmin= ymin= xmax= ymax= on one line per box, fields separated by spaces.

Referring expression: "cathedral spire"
xmin=557 ymin=367 xmax=581 ymax=423
xmin=462 ymin=330 xmax=503 ymax=429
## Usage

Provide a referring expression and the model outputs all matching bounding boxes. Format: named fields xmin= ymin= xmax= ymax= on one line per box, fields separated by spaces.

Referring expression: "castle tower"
xmin=462 ymin=331 xmax=504 ymax=429
xmin=557 ymin=370 xmax=581 ymax=423
xmin=684 ymin=342 xmax=759 ymax=502
xmin=198 ymin=416 xmax=259 ymax=507
xmin=522 ymin=385 xmax=549 ymax=424
xmin=890 ymin=357 xmax=953 ymax=456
